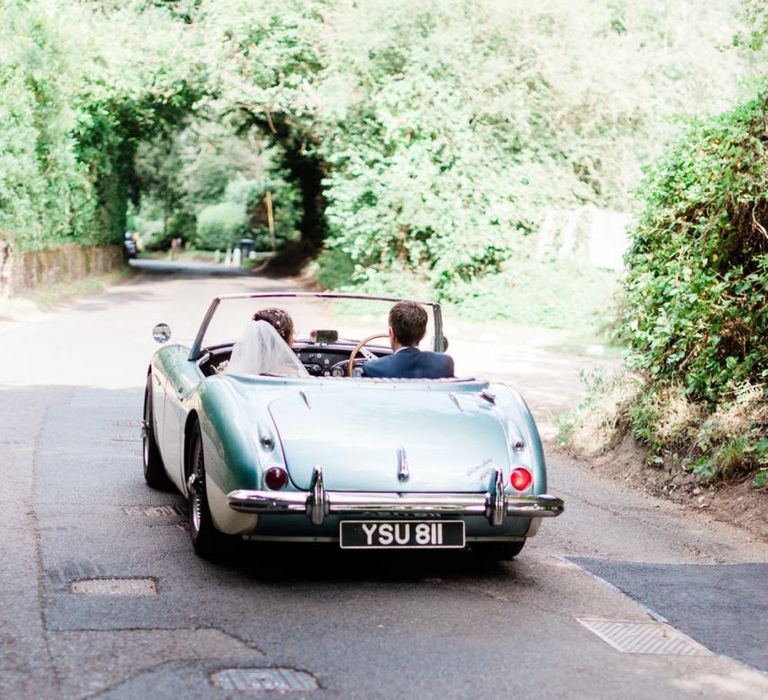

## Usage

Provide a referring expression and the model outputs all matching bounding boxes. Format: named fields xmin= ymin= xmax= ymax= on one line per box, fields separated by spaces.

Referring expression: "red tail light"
xmin=510 ymin=467 xmax=532 ymax=491
xmin=264 ymin=467 xmax=288 ymax=490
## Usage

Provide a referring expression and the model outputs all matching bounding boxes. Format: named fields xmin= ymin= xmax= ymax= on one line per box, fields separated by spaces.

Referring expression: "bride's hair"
xmin=252 ymin=307 xmax=294 ymax=343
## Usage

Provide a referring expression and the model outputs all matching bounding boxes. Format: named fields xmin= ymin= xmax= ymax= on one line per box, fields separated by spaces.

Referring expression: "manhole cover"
xmin=70 ymin=577 xmax=157 ymax=596
xmin=123 ymin=505 xmax=185 ymax=517
xmin=577 ymin=618 xmax=713 ymax=656
xmin=211 ymin=668 xmax=318 ymax=692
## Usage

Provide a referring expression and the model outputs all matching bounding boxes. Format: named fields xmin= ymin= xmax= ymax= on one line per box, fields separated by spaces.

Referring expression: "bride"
xmin=226 ymin=310 xmax=308 ymax=378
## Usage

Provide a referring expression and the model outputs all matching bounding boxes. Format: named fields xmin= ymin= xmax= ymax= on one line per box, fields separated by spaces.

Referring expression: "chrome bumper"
xmin=227 ymin=467 xmax=564 ymax=527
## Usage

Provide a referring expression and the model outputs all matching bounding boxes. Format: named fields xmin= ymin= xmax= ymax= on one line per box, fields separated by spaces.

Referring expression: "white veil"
xmin=226 ymin=320 xmax=309 ymax=377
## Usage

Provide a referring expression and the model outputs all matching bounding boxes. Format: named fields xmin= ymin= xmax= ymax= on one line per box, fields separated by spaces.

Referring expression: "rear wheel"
xmin=187 ymin=423 xmax=231 ymax=559
xmin=143 ymin=374 xmax=173 ymax=490
xmin=473 ymin=540 xmax=525 ymax=561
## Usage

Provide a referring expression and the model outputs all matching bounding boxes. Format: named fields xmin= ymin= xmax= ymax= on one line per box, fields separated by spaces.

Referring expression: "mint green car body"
xmin=143 ymin=293 xmax=563 ymax=556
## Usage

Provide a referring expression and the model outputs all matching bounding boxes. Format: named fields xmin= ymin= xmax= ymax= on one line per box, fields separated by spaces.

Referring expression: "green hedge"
xmin=0 ymin=4 xmax=99 ymax=252
xmin=615 ymin=95 xmax=768 ymax=483
xmin=0 ymin=1 xmax=206 ymax=254
xmin=623 ymin=98 xmax=768 ymax=403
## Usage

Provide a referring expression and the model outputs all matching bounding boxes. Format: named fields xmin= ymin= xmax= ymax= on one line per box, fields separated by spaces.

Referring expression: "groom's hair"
xmin=253 ymin=307 xmax=294 ymax=343
xmin=389 ymin=302 xmax=427 ymax=347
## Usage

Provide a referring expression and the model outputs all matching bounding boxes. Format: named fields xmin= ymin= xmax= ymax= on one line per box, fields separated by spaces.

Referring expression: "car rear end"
xmin=220 ymin=377 xmax=563 ymax=552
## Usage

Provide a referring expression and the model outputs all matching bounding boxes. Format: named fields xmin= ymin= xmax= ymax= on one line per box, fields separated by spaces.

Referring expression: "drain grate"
xmin=577 ymin=618 xmax=713 ymax=656
xmin=70 ymin=577 xmax=157 ymax=596
xmin=211 ymin=668 xmax=318 ymax=693
xmin=123 ymin=505 xmax=185 ymax=517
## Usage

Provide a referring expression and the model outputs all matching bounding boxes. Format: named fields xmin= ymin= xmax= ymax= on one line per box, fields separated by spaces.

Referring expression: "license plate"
xmin=339 ymin=520 xmax=465 ymax=549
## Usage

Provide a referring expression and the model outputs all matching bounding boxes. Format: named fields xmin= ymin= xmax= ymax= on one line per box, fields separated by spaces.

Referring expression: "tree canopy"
xmin=0 ymin=0 xmax=758 ymax=294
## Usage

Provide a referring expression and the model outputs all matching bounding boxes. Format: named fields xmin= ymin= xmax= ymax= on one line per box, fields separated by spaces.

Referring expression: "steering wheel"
xmin=348 ymin=333 xmax=390 ymax=377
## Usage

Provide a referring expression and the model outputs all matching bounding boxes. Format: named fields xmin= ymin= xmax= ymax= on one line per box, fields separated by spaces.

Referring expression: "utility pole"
xmin=265 ymin=190 xmax=276 ymax=251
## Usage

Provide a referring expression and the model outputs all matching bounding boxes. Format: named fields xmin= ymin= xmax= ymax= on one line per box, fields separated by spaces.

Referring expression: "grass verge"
xmin=558 ymin=368 xmax=768 ymax=489
xmin=311 ymin=253 xmax=623 ymax=355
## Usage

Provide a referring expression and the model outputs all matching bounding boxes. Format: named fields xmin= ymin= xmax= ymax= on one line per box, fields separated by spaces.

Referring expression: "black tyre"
xmin=143 ymin=374 xmax=173 ymax=490
xmin=473 ymin=540 xmax=525 ymax=561
xmin=187 ymin=423 xmax=231 ymax=559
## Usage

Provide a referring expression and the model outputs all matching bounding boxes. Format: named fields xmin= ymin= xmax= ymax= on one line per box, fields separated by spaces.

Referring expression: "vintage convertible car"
xmin=142 ymin=292 xmax=563 ymax=559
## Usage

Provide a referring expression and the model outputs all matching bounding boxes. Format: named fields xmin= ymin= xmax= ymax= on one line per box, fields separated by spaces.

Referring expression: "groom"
xmin=362 ymin=301 xmax=454 ymax=379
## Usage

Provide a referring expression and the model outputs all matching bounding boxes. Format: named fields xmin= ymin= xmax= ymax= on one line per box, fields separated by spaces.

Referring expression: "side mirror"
xmin=152 ymin=323 xmax=172 ymax=344
xmin=442 ymin=336 xmax=449 ymax=352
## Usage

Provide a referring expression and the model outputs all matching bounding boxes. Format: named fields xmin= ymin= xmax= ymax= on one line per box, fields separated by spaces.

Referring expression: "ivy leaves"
xmin=623 ymin=99 xmax=768 ymax=403
xmin=618 ymin=97 xmax=768 ymax=483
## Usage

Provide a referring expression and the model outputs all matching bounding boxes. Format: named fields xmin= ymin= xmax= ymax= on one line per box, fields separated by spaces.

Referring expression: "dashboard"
xmin=294 ymin=342 xmax=390 ymax=377
xmin=200 ymin=339 xmax=392 ymax=378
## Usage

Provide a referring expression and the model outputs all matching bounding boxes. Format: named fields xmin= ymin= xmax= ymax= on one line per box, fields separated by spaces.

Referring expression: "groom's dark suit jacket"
xmin=362 ymin=346 xmax=454 ymax=379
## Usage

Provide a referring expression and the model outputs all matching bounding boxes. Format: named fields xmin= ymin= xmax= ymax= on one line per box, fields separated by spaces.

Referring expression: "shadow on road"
xmin=205 ymin=540 xmax=522 ymax=585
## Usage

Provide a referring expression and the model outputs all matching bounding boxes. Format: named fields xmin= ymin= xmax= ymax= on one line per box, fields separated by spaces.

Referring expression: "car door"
xmin=162 ymin=356 xmax=203 ymax=489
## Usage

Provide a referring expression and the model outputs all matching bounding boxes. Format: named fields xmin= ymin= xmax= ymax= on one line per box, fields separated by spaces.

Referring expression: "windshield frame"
xmin=189 ymin=292 xmax=444 ymax=361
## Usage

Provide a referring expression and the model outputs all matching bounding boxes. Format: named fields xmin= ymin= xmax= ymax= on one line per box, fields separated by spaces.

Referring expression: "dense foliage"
xmin=0 ymin=0 xmax=206 ymax=252
xmin=212 ymin=0 xmax=750 ymax=291
xmin=0 ymin=3 xmax=97 ymax=250
xmin=623 ymin=100 xmax=768 ymax=402
xmin=562 ymin=97 xmax=768 ymax=484
xmin=0 ymin=0 xmax=760 ymax=295
xmin=553 ymin=1 xmax=768 ymax=488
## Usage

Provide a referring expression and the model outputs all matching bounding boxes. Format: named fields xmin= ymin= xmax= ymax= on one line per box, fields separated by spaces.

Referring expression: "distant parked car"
xmin=124 ymin=231 xmax=138 ymax=259
xmin=142 ymin=293 xmax=564 ymax=560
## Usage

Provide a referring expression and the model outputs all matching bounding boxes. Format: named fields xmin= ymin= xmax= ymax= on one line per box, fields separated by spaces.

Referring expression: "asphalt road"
xmin=2 ymin=263 xmax=768 ymax=699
